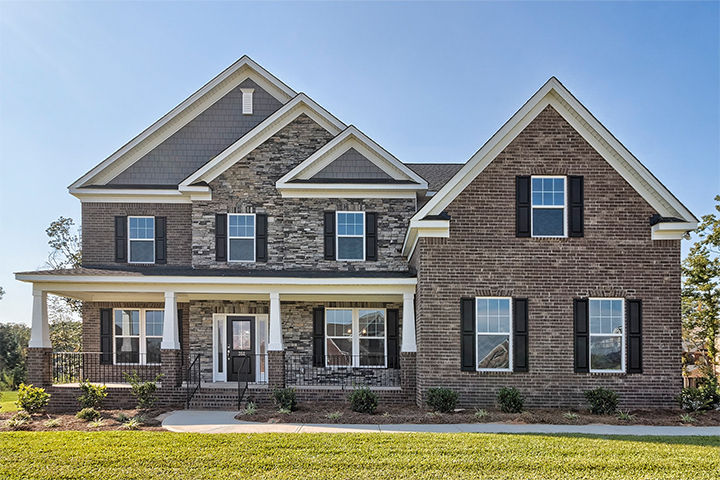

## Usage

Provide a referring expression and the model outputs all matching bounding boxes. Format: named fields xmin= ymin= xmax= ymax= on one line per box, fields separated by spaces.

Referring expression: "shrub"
xmin=425 ymin=387 xmax=458 ymax=413
xmin=123 ymin=372 xmax=162 ymax=409
xmin=120 ymin=417 xmax=143 ymax=430
xmin=43 ymin=418 xmax=61 ymax=428
xmin=88 ymin=419 xmax=105 ymax=428
xmin=474 ymin=408 xmax=489 ymax=420
xmin=278 ymin=407 xmax=291 ymax=414
xmin=116 ymin=412 xmax=130 ymax=423
xmin=15 ymin=383 xmax=50 ymax=414
xmin=272 ymin=387 xmax=297 ymax=412
xmin=349 ymin=387 xmax=378 ymax=414
xmin=678 ymin=376 xmax=720 ymax=412
xmin=563 ymin=412 xmax=579 ymax=421
xmin=584 ymin=387 xmax=618 ymax=415
xmin=497 ymin=387 xmax=524 ymax=413
xmin=616 ymin=410 xmax=636 ymax=422
xmin=5 ymin=411 xmax=31 ymax=430
xmin=241 ymin=402 xmax=257 ymax=416
xmin=78 ymin=381 xmax=107 ymax=409
xmin=76 ymin=407 xmax=101 ymax=421
xmin=326 ymin=411 xmax=343 ymax=420
xmin=680 ymin=413 xmax=696 ymax=424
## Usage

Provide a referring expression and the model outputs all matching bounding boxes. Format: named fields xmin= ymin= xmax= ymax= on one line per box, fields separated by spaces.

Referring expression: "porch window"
xmin=531 ymin=176 xmax=566 ymax=237
xmin=228 ymin=213 xmax=255 ymax=262
xmin=128 ymin=216 xmax=155 ymax=263
xmin=336 ymin=212 xmax=365 ymax=261
xmin=325 ymin=308 xmax=386 ymax=367
xmin=589 ymin=298 xmax=625 ymax=372
xmin=476 ymin=298 xmax=512 ymax=371
xmin=113 ymin=309 xmax=163 ymax=365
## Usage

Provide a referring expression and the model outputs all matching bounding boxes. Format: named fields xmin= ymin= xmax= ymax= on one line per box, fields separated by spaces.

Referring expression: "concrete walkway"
xmin=161 ymin=410 xmax=720 ymax=436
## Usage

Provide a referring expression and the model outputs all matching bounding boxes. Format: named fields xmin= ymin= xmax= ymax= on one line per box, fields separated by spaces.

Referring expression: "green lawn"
xmin=0 ymin=391 xmax=18 ymax=413
xmin=0 ymin=432 xmax=718 ymax=479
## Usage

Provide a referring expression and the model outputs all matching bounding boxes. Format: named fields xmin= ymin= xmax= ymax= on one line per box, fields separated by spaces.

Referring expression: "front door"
xmin=227 ymin=316 xmax=255 ymax=382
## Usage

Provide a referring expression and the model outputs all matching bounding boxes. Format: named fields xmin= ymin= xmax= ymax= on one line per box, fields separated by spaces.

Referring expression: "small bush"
xmin=349 ymin=387 xmax=378 ymax=414
xmin=123 ymin=372 xmax=162 ymax=410
xmin=474 ymin=408 xmax=489 ymax=420
xmin=584 ymin=387 xmax=618 ymax=415
xmin=273 ymin=387 xmax=297 ymax=412
xmin=497 ymin=387 xmax=524 ymax=413
xmin=16 ymin=383 xmax=50 ymax=414
xmin=677 ymin=376 xmax=720 ymax=412
xmin=43 ymin=418 xmax=61 ymax=428
xmin=680 ymin=413 xmax=696 ymax=424
xmin=326 ymin=411 xmax=343 ymax=420
xmin=240 ymin=402 xmax=257 ymax=416
xmin=78 ymin=381 xmax=107 ymax=409
xmin=120 ymin=417 xmax=143 ymax=430
xmin=278 ymin=407 xmax=291 ymax=414
xmin=616 ymin=410 xmax=636 ymax=422
xmin=88 ymin=419 xmax=105 ymax=428
xmin=563 ymin=412 xmax=579 ymax=421
xmin=426 ymin=387 xmax=458 ymax=413
xmin=76 ymin=407 xmax=101 ymax=421
xmin=5 ymin=411 xmax=31 ymax=430
xmin=116 ymin=412 xmax=130 ymax=423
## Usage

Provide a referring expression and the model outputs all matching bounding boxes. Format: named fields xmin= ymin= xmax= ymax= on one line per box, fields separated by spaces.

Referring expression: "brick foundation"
xmin=400 ymin=352 xmax=417 ymax=403
xmin=26 ymin=348 xmax=52 ymax=386
xmin=268 ymin=351 xmax=285 ymax=389
xmin=161 ymin=349 xmax=183 ymax=387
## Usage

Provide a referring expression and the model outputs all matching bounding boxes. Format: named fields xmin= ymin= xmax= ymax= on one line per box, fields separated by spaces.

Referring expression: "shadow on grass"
xmin=513 ymin=432 xmax=720 ymax=447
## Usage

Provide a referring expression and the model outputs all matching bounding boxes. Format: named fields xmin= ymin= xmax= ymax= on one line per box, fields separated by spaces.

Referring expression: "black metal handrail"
xmin=51 ymin=352 xmax=161 ymax=384
xmin=186 ymin=354 xmax=201 ymax=409
xmin=235 ymin=355 xmax=251 ymax=410
xmin=285 ymin=354 xmax=400 ymax=389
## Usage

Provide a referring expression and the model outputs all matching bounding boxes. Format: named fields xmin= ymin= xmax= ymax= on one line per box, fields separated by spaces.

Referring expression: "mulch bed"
xmin=236 ymin=404 xmax=720 ymax=426
xmin=0 ymin=408 xmax=169 ymax=432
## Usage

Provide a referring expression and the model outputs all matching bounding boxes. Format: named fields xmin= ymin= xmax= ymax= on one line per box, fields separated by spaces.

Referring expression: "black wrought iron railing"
xmin=51 ymin=352 xmax=162 ymax=384
xmin=235 ymin=355 xmax=250 ymax=410
xmin=285 ymin=354 xmax=400 ymax=389
xmin=186 ymin=354 xmax=201 ymax=408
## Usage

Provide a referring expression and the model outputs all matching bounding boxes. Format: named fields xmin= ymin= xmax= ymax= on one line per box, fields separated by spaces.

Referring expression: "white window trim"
xmin=325 ymin=307 xmax=387 ymax=368
xmin=589 ymin=297 xmax=626 ymax=374
xmin=112 ymin=308 xmax=163 ymax=366
xmin=475 ymin=297 xmax=513 ymax=373
xmin=127 ymin=216 xmax=155 ymax=264
xmin=336 ymin=211 xmax=365 ymax=261
xmin=227 ymin=213 xmax=256 ymax=263
xmin=530 ymin=175 xmax=567 ymax=238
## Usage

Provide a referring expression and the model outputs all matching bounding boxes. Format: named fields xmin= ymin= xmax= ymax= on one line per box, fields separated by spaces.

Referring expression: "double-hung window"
xmin=228 ymin=213 xmax=255 ymax=262
xmin=475 ymin=297 xmax=512 ymax=371
xmin=128 ymin=216 xmax=155 ymax=263
xmin=325 ymin=308 xmax=386 ymax=367
xmin=113 ymin=309 xmax=163 ymax=365
xmin=589 ymin=298 xmax=625 ymax=373
xmin=531 ymin=176 xmax=566 ymax=237
xmin=336 ymin=212 xmax=365 ymax=261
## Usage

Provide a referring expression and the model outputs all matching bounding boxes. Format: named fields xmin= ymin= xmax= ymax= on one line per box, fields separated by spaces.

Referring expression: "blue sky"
xmin=0 ymin=1 xmax=718 ymax=325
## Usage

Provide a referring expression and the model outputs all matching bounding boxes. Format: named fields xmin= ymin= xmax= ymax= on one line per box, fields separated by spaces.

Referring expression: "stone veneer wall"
xmin=413 ymin=105 xmax=682 ymax=409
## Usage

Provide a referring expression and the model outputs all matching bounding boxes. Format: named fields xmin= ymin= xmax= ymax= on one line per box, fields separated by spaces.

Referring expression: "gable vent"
xmin=241 ymin=88 xmax=254 ymax=115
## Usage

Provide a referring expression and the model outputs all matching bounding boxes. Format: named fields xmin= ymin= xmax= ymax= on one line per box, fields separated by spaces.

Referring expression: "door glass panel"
xmin=232 ymin=321 xmax=251 ymax=350
xmin=257 ymin=318 xmax=268 ymax=381
xmin=217 ymin=322 xmax=223 ymax=373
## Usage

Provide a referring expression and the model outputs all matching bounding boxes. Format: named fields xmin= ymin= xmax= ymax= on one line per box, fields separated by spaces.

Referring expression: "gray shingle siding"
xmin=109 ymin=79 xmax=282 ymax=185
xmin=311 ymin=148 xmax=392 ymax=180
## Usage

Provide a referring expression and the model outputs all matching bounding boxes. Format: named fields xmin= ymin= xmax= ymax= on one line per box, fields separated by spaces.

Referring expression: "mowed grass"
xmin=0 ymin=432 xmax=718 ymax=479
xmin=0 ymin=391 xmax=18 ymax=413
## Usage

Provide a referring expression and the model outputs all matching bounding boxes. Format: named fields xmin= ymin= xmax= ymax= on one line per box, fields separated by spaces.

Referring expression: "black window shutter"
xmin=215 ymin=213 xmax=227 ymax=262
xmin=461 ymin=298 xmax=476 ymax=371
xmin=516 ymin=176 xmax=531 ymax=237
xmin=323 ymin=211 xmax=335 ymax=260
xmin=574 ymin=298 xmax=590 ymax=373
xmin=313 ymin=307 xmax=325 ymax=367
xmin=387 ymin=309 xmax=400 ymax=369
xmin=255 ymin=213 xmax=268 ymax=262
xmin=365 ymin=212 xmax=378 ymax=261
xmin=114 ymin=216 xmax=127 ymax=263
xmin=155 ymin=216 xmax=167 ymax=264
xmin=100 ymin=308 xmax=113 ymax=365
xmin=568 ymin=176 xmax=584 ymax=237
xmin=627 ymin=299 xmax=642 ymax=373
xmin=513 ymin=298 xmax=529 ymax=372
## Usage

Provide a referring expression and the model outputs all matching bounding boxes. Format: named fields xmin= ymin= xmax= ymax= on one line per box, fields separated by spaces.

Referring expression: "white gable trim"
xmin=179 ymin=94 xmax=346 ymax=187
xmin=69 ymin=56 xmax=296 ymax=191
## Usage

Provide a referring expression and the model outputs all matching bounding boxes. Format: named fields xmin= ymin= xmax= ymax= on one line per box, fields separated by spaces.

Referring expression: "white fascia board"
xmin=180 ymin=94 xmax=346 ymax=187
xmin=651 ymin=221 xmax=697 ymax=240
xmin=277 ymin=186 xmax=420 ymax=199
xmin=70 ymin=57 xmax=296 ymax=190
xmin=71 ymin=187 xmax=212 ymax=204
xmin=402 ymin=219 xmax=450 ymax=258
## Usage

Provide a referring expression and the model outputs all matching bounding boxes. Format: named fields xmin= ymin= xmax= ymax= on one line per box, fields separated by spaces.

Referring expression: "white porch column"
xmin=29 ymin=288 xmax=51 ymax=348
xmin=401 ymin=292 xmax=417 ymax=353
xmin=268 ymin=292 xmax=283 ymax=351
xmin=160 ymin=291 xmax=180 ymax=350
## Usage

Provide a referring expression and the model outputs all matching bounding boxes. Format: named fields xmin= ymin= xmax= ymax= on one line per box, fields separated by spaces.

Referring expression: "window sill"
xmin=466 ymin=369 xmax=515 ymax=376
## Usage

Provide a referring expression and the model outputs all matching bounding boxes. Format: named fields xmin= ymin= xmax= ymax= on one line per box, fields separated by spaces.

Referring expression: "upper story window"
xmin=476 ymin=297 xmax=512 ymax=372
xmin=114 ymin=309 xmax=163 ymax=365
xmin=128 ymin=216 xmax=155 ymax=263
xmin=531 ymin=176 xmax=566 ymax=237
xmin=336 ymin=211 xmax=365 ymax=261
xmin=228 ymin=213 xmax=256 ymax=262
xmin=325 ymin=308 xmax=386 ymax=367
xmin=589 ymin=298 xmax=625 ymax=373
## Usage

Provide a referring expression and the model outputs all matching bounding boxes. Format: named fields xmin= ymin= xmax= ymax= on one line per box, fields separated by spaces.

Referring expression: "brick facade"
xmin=412 ymin=105 xmax=682 ymax=408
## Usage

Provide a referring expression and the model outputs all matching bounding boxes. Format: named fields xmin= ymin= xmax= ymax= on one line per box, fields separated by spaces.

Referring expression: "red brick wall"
xmin=414 ymin=105 xmax=682 ymax=408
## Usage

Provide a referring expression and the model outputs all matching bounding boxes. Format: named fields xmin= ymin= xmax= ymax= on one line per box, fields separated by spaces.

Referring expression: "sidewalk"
xmin=161 ymin=410 xmax=720 ymax=436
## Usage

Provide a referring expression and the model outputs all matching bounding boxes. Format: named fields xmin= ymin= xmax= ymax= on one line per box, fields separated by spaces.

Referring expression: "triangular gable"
xmin=311 ymin=148 xmax=393 ymax=181
xmin=70 ymin=56 xmax=296 ymax=191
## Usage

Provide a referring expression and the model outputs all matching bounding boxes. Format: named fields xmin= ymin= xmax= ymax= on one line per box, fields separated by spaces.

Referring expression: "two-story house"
xmin=16 ymin=57 xmax=697 ymax=410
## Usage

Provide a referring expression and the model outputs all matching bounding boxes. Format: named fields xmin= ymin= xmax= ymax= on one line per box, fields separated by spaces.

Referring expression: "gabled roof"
xmin=70 ymin=56 xmax=296 ymax=192
xmin=405 ymin=163 xmax=464 ymax=192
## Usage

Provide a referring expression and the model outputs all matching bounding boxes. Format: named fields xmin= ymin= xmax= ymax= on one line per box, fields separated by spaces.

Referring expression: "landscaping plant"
xmin=616 ymin=410 xmax=636 ymax=422
xmin=43 ymin=418 xmax=61 ymax=428
xmin=326 ymin=411 xmax=343 ymax=420
xmin=120 ymin=417 xmax=143 ymax=430
xmin=474 ymin=408 xmax=489 ymax=420
xmin=123 ymin=372 xmax=162 ymax=410
xmin=425 ymin=387 xmax=458 ymax=413
xmin=76 ymin=407 xmax=101 ymax=421
xmin=272 ymin=387 xmax=297 ymax=412
xmin=4 ymin=410 xmax=31 ymax=430
xmin=15 ymin=383 xmax=50 ymax=414
xmin=78 ymin=380 xmax=107 ymax=409
xmin=584 ymin=387 xmax=618 ymax=415
xmin=497 ymin=387 xmax=524 ymax=413
xmin=349 ymin=386 xmax=378 ymax=414
xmin=677 ymin=377 xmax=719 ymax=412
xmin=241 ymin=401 xmax=257 ymax=416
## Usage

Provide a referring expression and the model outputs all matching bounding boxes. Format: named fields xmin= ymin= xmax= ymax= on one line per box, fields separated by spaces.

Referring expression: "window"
xmin=336 ymin=212 xmax=364 ymax=261
xmin=325 ymin=308 xmax=386 ymax=367
xmin=113 ymin=309 xmax=163 ymax=365
xmin=589 ymin=298 xmax=625 ymax=372
xmin=128 ymin=216 xmax=155 ymax=263
xmin=475 ymin=298 xmax=512 ymax=371
xmin=531 ymin=176 xmax=566 ymax=237
xmin=228 ymin=213 xmax=255 ymax=262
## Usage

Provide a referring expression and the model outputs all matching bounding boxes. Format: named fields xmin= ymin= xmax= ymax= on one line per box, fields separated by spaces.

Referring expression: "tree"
xmin=45 ymin=216 xmax=82 ymax=313
xmin=0 ymin=323 xmax=31 ymax=389
xmin=0 ymin=286 xmax=4 ymax=300
xmin=48 ymin=295 xmax=82 ymax=352
xmin=682 ymin=195 xmax=720 ymax=378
